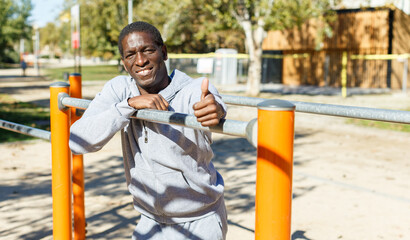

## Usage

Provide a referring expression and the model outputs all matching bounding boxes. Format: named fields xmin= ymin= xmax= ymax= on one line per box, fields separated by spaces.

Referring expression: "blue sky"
xmin=29 ymin=0 xmax=65 ymax=27
xmin=27 ymin=0 xmax=408 ymax=28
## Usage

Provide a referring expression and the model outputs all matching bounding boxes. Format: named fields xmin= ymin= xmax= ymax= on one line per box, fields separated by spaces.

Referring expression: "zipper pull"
xmin=142 ymin=121 xmax=148 ymax=143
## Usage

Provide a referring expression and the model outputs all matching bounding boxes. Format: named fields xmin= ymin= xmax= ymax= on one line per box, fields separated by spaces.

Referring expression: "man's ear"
xmin=121 ymin=59 xmax=129 ymax=73
xmin=161 ymin=45 xmax=168 ymax=61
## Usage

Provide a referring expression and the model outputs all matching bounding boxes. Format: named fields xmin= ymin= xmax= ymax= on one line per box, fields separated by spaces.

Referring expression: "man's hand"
xmin=128 ymin=94 xmax=169 ymax=111
xmin=193 ymin=78 xmax=224 ymax=127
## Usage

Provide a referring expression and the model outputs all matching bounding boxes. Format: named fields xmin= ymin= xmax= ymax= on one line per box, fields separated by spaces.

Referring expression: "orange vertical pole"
xmin=255 ymin=99 xmax=295 ymax=240
xmin=69 ymin=73 xmax=86 ymax=240
xmin=50 ymin=82 xmax=72 ymax=240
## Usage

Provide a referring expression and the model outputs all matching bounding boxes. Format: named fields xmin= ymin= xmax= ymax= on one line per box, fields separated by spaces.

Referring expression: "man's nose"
xmin=135 ymin=52 xmax=148 ymax=66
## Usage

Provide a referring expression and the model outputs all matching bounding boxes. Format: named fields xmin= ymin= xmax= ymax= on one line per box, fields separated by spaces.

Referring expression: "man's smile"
xmin=136 ymin=67 xmax=153 ymax=77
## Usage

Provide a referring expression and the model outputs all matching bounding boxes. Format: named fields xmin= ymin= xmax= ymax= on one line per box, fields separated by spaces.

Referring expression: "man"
xmin=20 ymin=57 xmax=27 ymax=76
xmin=69 ymin=21 xmax=227 ymax=239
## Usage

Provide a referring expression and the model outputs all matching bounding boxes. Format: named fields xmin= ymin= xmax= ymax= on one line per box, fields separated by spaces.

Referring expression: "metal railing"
xmin=221 ymin=95 xmax=410 ymax=124
xmin=52 ymin=80 xmax=295 ymax=240
xmin=0 ymin=119 xmax=51 ymax=141
xmin=60 ymin=95 xmax=258 ymax=146
xmin=2 ymin=76 xmax=409 ymax=240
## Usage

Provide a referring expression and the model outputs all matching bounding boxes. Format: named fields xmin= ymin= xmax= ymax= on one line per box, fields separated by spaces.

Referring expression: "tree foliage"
xmin=77 ymin=0 xmax=127 ymax=59
xmin=205 ymin=0 xmax=339 ymax=95
xmin=51 ymin=0 xmax=245 ymax=59
xmin=40 ymin=0 xmax=338 ymax=95
xmin=0 ymin=0 xmax=32 ymax=63
xmin=39 ymin=23 xmax=59 ymax=58
xmin=134 ymin=0 xmax=246 ymax=53
xmin=42 ymin=0 xmax=128 ymax=60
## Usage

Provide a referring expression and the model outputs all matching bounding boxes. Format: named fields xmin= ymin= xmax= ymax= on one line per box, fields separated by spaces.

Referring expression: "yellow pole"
xmin=255 ymin=99 xmax=295 ymax=240
xmin=69 ymin=73 xmax=86 ymax=240
xmin=50 ymin=82 xmax=72 ymax=240
xmin=341 ymin=51 xmax=348 ymax=98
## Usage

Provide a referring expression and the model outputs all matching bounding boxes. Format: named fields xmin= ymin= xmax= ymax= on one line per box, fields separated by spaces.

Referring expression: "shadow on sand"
xmin=0 ymin=129 xmax=318 ymax=239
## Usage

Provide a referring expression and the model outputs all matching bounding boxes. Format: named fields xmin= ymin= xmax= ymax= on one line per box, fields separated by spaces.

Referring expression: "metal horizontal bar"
xmin=350 ymin=53 xmax=410 ymax=60
xmin=134 ymin=109 xmax=248 ymax=137
xmin=221 ymin=95 xmax=410 ymax=124
xmin=60 ymin=97 xmax=253 ymax=139
xmin=62 ymin=94 xmax=410 ymax=125
xmin=61 ymin=97 xmax=90 ymax=110
xmin=0 ymin=119 xmax=51 ymax=141
xmin=290 ymin=101 xmax=410 ymax=124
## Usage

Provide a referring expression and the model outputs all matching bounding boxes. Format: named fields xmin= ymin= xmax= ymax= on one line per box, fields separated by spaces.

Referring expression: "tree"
xmin=133 ymin=0 xmax=339 ymax=96
xmin=78 ymin=0 xmax=128 ymax=59
xmin=210 ymin=0 xmax=339 ymax=96
xmin=128 ymin=0 xmax=246 ymax=53
xmin=60 ymin=0 xmax=245 ymax=57
xmin=57 ymin=0 xmax=128 ymax=60
xmin=40 ymin=23 xmax=60 ymax=58
xmin=0 ymin=0 xmax=32 ymax=63
xmin=55 ymin=0 xmax=337 ymax=97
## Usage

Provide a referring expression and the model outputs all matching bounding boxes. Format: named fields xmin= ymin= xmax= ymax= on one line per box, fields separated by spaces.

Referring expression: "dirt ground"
xmin=1 ymin=68 xmax=410 ymax=240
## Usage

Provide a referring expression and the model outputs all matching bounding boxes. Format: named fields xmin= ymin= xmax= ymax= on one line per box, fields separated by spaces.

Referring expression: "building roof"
xmin=335 ymin=0 xmax=409 ymax=15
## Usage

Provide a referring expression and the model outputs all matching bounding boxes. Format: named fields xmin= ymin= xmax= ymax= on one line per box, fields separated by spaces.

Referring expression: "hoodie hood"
xmin=159 ymin=70 xmax=192 ymax=103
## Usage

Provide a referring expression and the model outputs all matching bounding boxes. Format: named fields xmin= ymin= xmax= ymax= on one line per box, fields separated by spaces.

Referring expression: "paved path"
xmin=1 ymin=68 xmax=410 ymax=239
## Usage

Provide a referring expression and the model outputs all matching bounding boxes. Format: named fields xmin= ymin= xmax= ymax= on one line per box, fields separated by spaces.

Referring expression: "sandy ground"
xmin=1 ymin=68 xmax=410 ymax=240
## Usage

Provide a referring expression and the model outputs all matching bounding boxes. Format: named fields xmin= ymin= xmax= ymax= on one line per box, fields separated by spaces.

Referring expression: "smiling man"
xmin=69 ymin=21 xmax=228 ymax=239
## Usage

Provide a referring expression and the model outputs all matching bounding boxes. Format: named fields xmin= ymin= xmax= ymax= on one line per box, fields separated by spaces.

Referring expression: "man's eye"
xmin=126 ymin=54 xmax=134 ymax=59
xmin=145 ymin=49 xmax=156 ymax=53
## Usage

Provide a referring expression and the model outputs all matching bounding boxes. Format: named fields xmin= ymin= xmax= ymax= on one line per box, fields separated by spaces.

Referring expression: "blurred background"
xmin=1 ymin=0 xmax=409 ymax=96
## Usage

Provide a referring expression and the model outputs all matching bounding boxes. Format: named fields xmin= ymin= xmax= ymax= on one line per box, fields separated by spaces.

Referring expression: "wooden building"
xmin=261 ymin=7 xmax=410 ymax=89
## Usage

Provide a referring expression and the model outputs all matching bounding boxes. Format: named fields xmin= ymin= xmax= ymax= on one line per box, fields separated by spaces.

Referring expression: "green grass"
xmin=0 ymin=94 xmax=50 ymax=143
xmin=346 ymin=110 xmax=410 ymax=133
xmin=45 ymin=65 xmax=127 ymax=81
xmin=44 ymin=65 xmax=214 ymax=81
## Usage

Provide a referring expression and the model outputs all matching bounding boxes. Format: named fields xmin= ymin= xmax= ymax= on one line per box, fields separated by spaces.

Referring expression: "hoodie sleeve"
xmin=69 ymin=77 xmax=137 ymax=154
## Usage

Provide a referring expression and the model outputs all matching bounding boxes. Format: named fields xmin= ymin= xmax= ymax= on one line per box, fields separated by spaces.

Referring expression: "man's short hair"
xmin=118 ymin=21 xmax=164 ymax=58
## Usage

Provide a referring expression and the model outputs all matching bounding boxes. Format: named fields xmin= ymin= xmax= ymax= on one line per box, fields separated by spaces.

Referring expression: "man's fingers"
xmin=193 ymin=93 xmax=216 ymax=110
xmin=157 ymin=95 xmax=169 ymax=110
xmin=147 ymin=95 xmax=168 ymax=110
xmin=198 ymin=118 xmax=219 ymax=127
xmin=128 ymin=94 xmax=169 ymax=110
xmin=194 ymin=104 xmax=218 ymax=118
xmin=200 ymin=78 xmax=209 ymax=100
xmin=154 ymin=100 xmax=163 ymax=110
xmin=195 ymin=113 xmax=219 ymax=122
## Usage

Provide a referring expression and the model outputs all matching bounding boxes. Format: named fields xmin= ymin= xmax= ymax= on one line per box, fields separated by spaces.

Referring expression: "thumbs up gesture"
xmin=193 ymin=78 xmax=225 ymax=127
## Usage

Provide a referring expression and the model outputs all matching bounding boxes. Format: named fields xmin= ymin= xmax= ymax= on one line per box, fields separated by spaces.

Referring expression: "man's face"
xmin=121 ymin=31 xmax=168 ymax=93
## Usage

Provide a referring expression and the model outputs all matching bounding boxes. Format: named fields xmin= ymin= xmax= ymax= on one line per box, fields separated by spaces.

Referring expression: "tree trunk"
xmin=247 ymin=45 xmax=263 ymax=96
xmin=241 ymin=20 xmax=265 ymax=96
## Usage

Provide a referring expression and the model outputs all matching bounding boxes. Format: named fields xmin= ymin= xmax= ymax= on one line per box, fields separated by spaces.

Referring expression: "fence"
xmin=166 ymin=52 xmax=410 ymax=96
xmin=167 ymin=53 xmax=249 ymax=84
xmin=1 ymin=74 xmax=410 ymax=240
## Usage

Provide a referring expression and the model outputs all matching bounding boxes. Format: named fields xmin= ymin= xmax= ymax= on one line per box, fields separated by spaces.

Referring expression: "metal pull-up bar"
xmin=2 ymin=78 xmax=408 ymax=240
xmin=0 ymin=119 xmax=51 ymax=141
xmin=221 ymin=95 xmax=410 ymax=124
xmin=50 ymin=80 xmax=296 ymax=240
xmin=3 ymin=77 xmax=407 ymax=239
xmin=49 ymin=79 xmax=410 ymax=240
xmin=60 ymin=94 xmax=258 ymax=146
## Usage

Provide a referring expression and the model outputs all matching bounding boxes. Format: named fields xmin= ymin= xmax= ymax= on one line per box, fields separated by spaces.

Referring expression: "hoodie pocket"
xmin=129 ymin=167 xmax=160 ymax=215
xmin=155 ymin=171 xmax=202 ymax=216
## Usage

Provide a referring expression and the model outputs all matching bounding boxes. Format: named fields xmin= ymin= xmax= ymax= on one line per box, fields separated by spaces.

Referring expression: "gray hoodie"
xmin=69 ymin=70 xmax=227 ymax=224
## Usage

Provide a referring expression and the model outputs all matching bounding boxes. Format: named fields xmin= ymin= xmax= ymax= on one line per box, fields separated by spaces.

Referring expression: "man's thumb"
xmin=201 ymin=78 xmax=209 ymax=100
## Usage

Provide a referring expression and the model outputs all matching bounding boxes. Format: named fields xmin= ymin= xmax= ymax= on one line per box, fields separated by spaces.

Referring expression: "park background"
xmin=1 ymin=0 xmax=410 ymax=239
